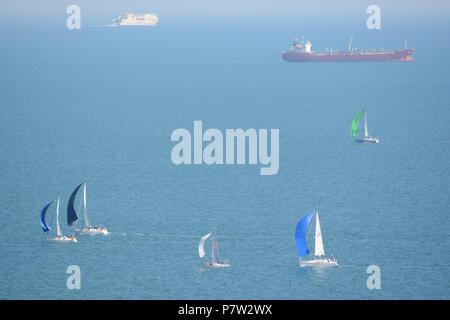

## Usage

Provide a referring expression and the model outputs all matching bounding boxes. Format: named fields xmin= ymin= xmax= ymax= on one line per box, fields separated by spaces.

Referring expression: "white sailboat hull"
xmin=202 ymin=262 xmax=231 ymax=268
xmin=48 ymin=236 xmax=77 ymax=243
xmin=299 ymin=259 xmax=338 ymax=268
xmin=355 ymin=137 xmax=379 ymax=143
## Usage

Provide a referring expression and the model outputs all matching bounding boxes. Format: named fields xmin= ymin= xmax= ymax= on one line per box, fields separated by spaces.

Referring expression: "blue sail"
xmin=295 ymin=212 xmax=315 ymax=256
xmin=67 ymin=183 xmax=83 ymax=226
xmin=40 ymin=201 xmax=54 ymax=232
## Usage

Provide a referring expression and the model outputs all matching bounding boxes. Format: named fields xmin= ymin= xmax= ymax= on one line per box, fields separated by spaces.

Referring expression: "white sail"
xmin=364 ymin=111 xmax=369 ymax=138
xmin=198 ymin=233 xmax=212 ymax=258
xmin=314 ymin=212 xmax=325 ymax=257
xmin=83 ymin=183 xmax=90 ymax=228
xmin=56 ymin=197 xmax=62 ymax=237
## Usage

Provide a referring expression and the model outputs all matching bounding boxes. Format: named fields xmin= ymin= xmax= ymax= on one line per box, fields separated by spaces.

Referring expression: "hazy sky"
xmin=2 ymin=0 xmax=449 ymax=16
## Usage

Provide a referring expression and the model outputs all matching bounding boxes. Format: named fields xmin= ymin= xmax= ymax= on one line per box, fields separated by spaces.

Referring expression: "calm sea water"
xmin=0 ymin=13 xmax=449 ymax=299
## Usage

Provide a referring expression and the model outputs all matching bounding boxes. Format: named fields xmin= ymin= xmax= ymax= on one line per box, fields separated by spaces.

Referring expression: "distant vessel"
xmin=67 ymin=182 xmax=109 ymax=235
xmin=351 ymin=110 xmax=380 ymax=143
xmin=282 ymin=35 xmax=414 ymax=62
xmin=295 ymin=211 xmax=338 ymax=267
xmin=111 ymin=13 xmax=158 ymax=26
xmin=41 ymin=197 xmax=77 ymax=242
xmin=198 ymin=232 xmax=231 ymax=267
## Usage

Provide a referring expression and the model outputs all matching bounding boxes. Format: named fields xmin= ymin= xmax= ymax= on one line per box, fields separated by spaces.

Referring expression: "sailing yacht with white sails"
xmin=40 ymin=197 xmax=77 ymax=242
xmin=198 ymin=232 xmax=231 ymax=267
xmin=67 ymin=182 xmax=109 ymax=236
xmin=295 ymin=211 xmax=338 ymax=267
xmin=351 ymin=110 xmax=380 ymax=143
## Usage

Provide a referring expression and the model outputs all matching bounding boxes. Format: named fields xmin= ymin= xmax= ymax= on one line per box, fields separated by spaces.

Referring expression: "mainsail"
xmin=67 ymin=183 xmax=83 ymax=226
xmin=56 ymin=197 xmax=62 ymax=237
xmin=198 ymin=233 xmax=212 ymax=258
xmin=314 ymin=212 xmax=325 ymax=257
xmin=351 ymin=110 xmax=364 ymax=138
xmin=364 ymin=111 xmax=369 ymax=137
xmin=40 ymin=201 xmax=53 ymax=232
xmin=83 ymin=183 xmax=90 ymax=228
xmin=295 ymin=212 xmax=315 ymax=256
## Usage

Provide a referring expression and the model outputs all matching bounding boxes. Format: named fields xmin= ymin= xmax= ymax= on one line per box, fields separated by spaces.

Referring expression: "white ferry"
xmin=111 ymin=13 xmax=158 ymax=26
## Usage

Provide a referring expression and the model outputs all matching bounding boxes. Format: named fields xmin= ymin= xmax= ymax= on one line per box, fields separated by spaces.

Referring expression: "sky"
xmin=1 ymin=0 xmax=449 ymax=17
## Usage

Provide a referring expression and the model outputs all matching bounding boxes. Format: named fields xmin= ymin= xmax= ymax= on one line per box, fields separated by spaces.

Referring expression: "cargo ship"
xmin=282 ymin=35 xmax=414 ymax=62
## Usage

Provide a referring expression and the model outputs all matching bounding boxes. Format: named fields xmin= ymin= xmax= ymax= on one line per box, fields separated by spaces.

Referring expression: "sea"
xmin=0 ymin=11 xmax=449 ymax=299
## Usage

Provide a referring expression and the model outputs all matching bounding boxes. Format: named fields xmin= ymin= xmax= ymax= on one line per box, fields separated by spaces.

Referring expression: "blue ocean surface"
xmin=0 ymin=13 xmax=449 ymax=299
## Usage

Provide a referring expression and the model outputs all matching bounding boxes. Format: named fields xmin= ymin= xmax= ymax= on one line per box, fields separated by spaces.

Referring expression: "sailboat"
xmin=198 ymin=232 xmax=231 ymax=267
xmin=68 ymin=182 xmax=109 ymax=235
xmin=351 ymin=110 xmax=380 ymax=143
xmin=295 ymin=211 xmax=337 ymax=267
xmin=41 ymin=197 xmax=77 ymax=242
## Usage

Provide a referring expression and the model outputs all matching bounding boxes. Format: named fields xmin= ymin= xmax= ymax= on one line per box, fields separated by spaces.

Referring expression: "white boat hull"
xmin=299 ymin=259 xmax=338 ymax=268
xmin=48 ymin=236 xmax=77 ymax=243
xmin=202 ymin=262 xmax=231 ymax=268
xmin=77 ymin=227 xmax=109 ymax=235
xmin=355 ymin=137 xmax=379 ymax=143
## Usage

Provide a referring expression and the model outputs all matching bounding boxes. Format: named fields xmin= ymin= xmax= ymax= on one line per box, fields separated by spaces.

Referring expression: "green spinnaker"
xmin=351 ymin=110 xmax=364 ymax=138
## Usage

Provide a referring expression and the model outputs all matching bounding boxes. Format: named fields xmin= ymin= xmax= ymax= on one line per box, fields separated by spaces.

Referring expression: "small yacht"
xmin=295 ymin=211 xmax=338 ymax=268
xmin=352 ymin=110 xmax=380 ymax=143
xmin=198 ymin=232 xmax=231 ymax=267
xmin=41 ymin=197 xmax=77 ymax=243
xmin=67 ymin=182 xmax=109 ymax=236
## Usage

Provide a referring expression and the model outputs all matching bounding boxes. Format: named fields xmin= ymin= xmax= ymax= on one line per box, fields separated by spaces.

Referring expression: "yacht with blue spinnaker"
xmin=41 ymin=197 xmax=77 ymax=242
xmin=295 ymin=211 xmax=338 ymax=267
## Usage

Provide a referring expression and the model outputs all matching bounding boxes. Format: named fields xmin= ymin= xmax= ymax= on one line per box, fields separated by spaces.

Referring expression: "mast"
xmin=83 ymin=183 xmax=90 ymax=228
xmin=364 ymin=111 xmax=369 ymax=138
xmin=56 ymin=197 xmax=62 ymax=237
xmin=212 ymin=232 xmax=219 ymax=263
xmin=314 ymin=211 xmax=325 ymax=258
xmin=211 ymin=233 xmax=214 ymax=262
xmin=348 ymin=34 xmax=354 ymax=51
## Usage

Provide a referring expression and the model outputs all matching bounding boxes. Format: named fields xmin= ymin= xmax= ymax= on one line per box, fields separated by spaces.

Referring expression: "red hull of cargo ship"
xmin=282 ymin=49 xmax=414 ymax=62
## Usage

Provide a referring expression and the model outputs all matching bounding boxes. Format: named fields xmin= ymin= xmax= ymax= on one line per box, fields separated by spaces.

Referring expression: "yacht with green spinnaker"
xmin=351 ymin=110 xmax=380 ymax=143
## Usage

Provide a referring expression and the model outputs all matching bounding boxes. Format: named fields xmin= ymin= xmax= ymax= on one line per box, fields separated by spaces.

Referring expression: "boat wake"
xmin=84 ymin=25 xmax=111 ymax=28
xmin=105 ymin=232 xmax=145 ymax=237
